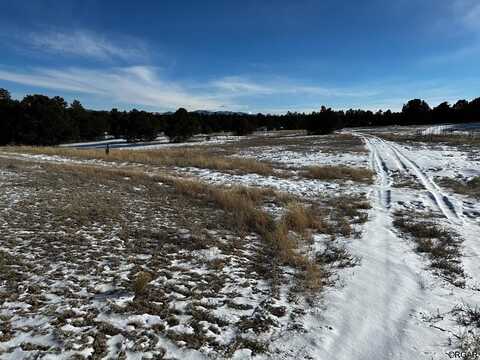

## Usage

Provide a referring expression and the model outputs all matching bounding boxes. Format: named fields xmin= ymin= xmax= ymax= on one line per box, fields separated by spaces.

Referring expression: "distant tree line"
xmin=0 ymin=87 xmax=479 ymax=146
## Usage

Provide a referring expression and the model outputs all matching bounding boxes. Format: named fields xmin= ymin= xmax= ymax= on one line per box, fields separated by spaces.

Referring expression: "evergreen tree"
xmin=0 ymin=89 xmax=17 ymax=145
xmin=402 ymin=99 xmax=431 ymax=125
xmin=432 ymin=102 xmax=451 ymax=124
xmin=124 ymin=109 xmax=157 ymax=142
xmin=2 ymin=86 xmax=480 ymax=145
xmin=164 ymin=108 xmax=199 ymax=143
xmin=233 ymin=117 xmax=256 ymax=136
xmin=18 ymin=95 xmax=71 ymax=145
xmin=0 ymin=88 xmax=11 ymax=101
xmin=306 ymin=106 xmax=341 ymax=135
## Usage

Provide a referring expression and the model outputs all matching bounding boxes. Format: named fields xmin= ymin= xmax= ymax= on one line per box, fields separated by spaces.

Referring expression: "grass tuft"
xmin=304 ymin=165 xmax=374 ymax=183
xmin=438 ymin=176 xmax=480 ymax=199
xmin=393 ymin=212 xmax=464 ymax=286
xmin=283 ymin=202 xmax=316 ymax=234
xmin=132 ymin=271 xmax=153 ymax=297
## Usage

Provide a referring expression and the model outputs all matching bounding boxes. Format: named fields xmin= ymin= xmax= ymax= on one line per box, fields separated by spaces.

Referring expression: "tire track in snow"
xmin=379 ymin=137 xmax=461 ymax=225
xmin=357 ymin=133 xmax=480 ymax=290
xmin=378 ymin=138 xmax=480 ymax=289
xmin=357 ymin=135 xmax=462 ymax=225
xmin=301 ymin=134 xmax=429 ymax=359
xmin=364 ymin=136 xmax=391 ymax=209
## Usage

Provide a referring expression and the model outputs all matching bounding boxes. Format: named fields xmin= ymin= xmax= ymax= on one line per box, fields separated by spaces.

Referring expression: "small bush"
xmin=283 ymin=202 xmax=315 ymax=233
xmin=302 ymin=262 xmax=327 ymax=292
xmin=132 ymin=271 xmax=153 ymax=296
xmin=453 ymin=304 xmax=480 ymax=358
xmin=454 ymin=304 xmax=480 ymax=328
xmin=393 ymin=213 xmax=464 ymax=286
xmin=317 ymin=243 xmax=359 ymax=268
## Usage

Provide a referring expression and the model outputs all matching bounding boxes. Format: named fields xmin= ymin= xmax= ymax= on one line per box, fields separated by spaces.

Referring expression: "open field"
xmin=1 ymin=128 xmax=480 ymax=359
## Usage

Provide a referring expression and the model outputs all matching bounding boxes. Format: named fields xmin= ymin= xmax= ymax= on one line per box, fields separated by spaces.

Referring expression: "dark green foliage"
xmin=0 ymin=89 xmax=17 ymax=145
xmin=18 ymin=95 xmax=74 ymax=145
xmin=0 ymin=88 xmax=11 ymax=101
xmin=432 ymin=101 xmax=452 ymax=123
xmin=124 ymin=109 xmax=157 ymax=142
xmin=69 ymin=100 xmax=109 ymax=140
xmin=401 ymin=99 xmax=431 ymax=125
xmin=164 ymin=108 xmax=199 ymax=143
xmin=306 ymin=106 xmax=343 ymax=135
xmin=1 ymin=86 xmax=480 ymax=146
xmin=233 ymin=117 xmax=256 ymax=136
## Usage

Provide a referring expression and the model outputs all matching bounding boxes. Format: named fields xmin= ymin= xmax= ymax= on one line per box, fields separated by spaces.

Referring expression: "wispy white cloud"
xmin=210 ymin=77 xmax=274 ymax=95
xmin=210 ymin=76 xmax=378 ymax=98
xmin=1 ymin=65 xmax=471 ymax=113
xmin=0 ymin=66 xmax=226 ymax=111
xmin=452 ymin=0 xmax=480 ymax=31
xmin=28 ymin=30 xmax=148 ymax=62
xmin=0 ymin=64 xmax=382 ymax=111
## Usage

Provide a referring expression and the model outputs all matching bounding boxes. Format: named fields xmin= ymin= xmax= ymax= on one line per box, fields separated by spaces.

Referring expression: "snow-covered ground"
xmin=1 ymin=129 xmax=479 ymax=359
xmin=60 ymin=133 xmax=250 ymax=150
xmin=270 ymin=131 xmax=480 ymax=359
xmin=234 ymin=146 xmax=368 ymax=168
xmin=422 ymin=122 xmax=480 ymax=136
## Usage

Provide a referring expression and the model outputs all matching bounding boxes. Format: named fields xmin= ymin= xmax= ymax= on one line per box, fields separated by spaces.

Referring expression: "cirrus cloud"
xmin=0 ymin=65 xmax=227 ymax=111
xmin=28 ymin=30 xmax=148 ymax=62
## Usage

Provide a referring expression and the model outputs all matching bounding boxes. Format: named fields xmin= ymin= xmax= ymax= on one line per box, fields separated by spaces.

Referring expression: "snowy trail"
xmin=304 ymin=132 xmax=480 ymax=359
xmin=384 ymin=139 xmax=461 ymax=224
xmin=274 ymin=134 xmax=441 ymax=359
xmin=358 ymin=133 xmax=480 ymax=288
xmin=366 ymin=138 xmax=392 ymax=208
xmin=308 ymin=135 xmax=430 ymax=359
xmin=361 ymin=135 xmax=461 ymax=224
xmin=316 ymin=197 xmax=427 ymax=359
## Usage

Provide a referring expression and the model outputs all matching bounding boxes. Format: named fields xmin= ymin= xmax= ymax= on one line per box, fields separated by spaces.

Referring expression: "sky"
xmin=0 ymin=0 xmax=479 ymax=113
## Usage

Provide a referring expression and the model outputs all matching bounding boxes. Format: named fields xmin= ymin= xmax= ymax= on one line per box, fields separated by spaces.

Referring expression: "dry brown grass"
xmin=20 ymin=159 xmax=364 ymax=240
xmin=40 ymin=161 xmax=156 ymax=184
xmin=1 ymin=146 xmax=275 ymax=176
xmin=48 ymin=161 xmax=308 ymax=268
xmin=48 ymin=191 xmax=122 ymax=226
xmin=172 ymin=180 xmax=326 ymax=293
xmin=301 ymin=262 xmax=327 ymax=292
xmin=393 ymin=212 xmax=464 ymax=287
xmin=2 ymin=156 xmax=324 ymax=357
xmin=27 ymin=160 xmax=291 ymax=214
xmin=315 ymin=133 xmax=368 ymax=154
xmin=303 ymin=165 xmax=374 ymax=183
xmin=191 ymin=186 xmax=327 ymax=294
xmin=379 ymin=133 xmax=480 ymax=147
xmin=209 ymin=188 xmax=274 ymax=235
xmin=172 ymin=178 xmax=209 ymax=198
xmin=6 ymin=157 xmax=326 ymax=295
xmin=326 ymin=195 xmax=371 ymax=216
xmin=132 ymin=271 xmax=153 ymax=297
xmin=282 ymin=201 xmax=328 ymax=236
xmin=263 ymin=222 xmax=327 ymax=294
xmin=283 ymin=202 xmax=314 ymax=233
xmin=438 ymin=177 xmax=480 ymax=199
xmin=217 ymin=132 xmax=367 ymax=154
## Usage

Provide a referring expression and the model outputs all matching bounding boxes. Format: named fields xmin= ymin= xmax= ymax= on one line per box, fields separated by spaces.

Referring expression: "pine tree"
xmin=164 ymin=108 xmax=199 ymax=143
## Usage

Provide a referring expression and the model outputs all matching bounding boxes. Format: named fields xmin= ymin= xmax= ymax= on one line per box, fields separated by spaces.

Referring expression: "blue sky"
xmin=0 ymin=0 xmax=479 ymax=113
